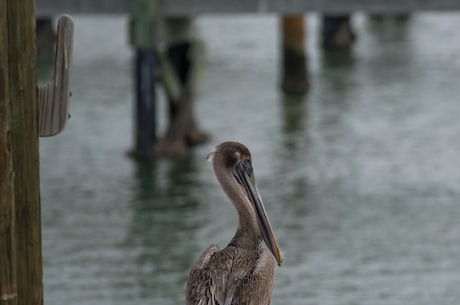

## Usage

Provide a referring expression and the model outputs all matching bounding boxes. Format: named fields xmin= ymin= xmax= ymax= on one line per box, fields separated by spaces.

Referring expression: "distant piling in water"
xmin=154 ymin=17 xmax=209 ymax=158
xmin=129 ymin=0 xmax=158 ymax=159
xmin=128 ymin=9 xmax=209 ymax=160
xmin=280 ymin=15 xmax=309 ymax=95
xmin=321 ymin=15 xmax=356 ymax=50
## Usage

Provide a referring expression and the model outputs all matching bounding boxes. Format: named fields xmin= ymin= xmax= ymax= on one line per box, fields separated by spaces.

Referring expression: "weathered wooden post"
xmin=129 ymin=0 xmax=158 ymax=159
xmin=155 ymin=17 xmax=209 ymax=157
xmin=321 ymin=15 xmax=356 ymax=50
xmin=280 ymin=15 xmax=309 ymax=95
xmin=2 ymin=3 xmax=73 ymax=305
xmin=4 ymin=0 xmax=43 ymax=304
xmin=0 ymin=2 xmax=17 ymax=304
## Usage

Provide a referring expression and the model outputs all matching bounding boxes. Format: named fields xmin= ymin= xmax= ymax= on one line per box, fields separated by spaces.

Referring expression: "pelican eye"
xmin=244 ymin=158 xmax=253 ymax=173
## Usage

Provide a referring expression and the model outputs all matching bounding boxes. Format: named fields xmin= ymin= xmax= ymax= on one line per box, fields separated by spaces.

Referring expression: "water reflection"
xmin=274 ymin=93 xmax=314 ymax=272
xmin=280 ymin=94 xmax=308 ymax=151
xmin=281 ymin=95 xmax=307 ymax=132
xmin=321 ymin=47 xmax=357 ymax=69
xmin=120 ymin=157 xmax=205 ymax=304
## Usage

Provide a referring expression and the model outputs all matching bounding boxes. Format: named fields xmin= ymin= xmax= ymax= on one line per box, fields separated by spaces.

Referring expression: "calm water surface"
xmin=40 ymin=14 xmax=460 ymax=305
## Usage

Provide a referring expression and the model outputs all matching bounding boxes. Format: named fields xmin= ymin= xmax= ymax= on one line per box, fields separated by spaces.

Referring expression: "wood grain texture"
xmin=38 ymin=15 xmax=74 ymax=137
xmin=6 ymin=0 xmax=43 ymax=304
xmin=0 ymin=1 xmax=17 ymax=304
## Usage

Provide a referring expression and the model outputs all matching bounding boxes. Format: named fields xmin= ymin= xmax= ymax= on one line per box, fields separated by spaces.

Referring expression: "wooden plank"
xmin=38 ymin=15 xmax=74 ymax=137
xmin=36 ymin=0 xmax=460 ymax=16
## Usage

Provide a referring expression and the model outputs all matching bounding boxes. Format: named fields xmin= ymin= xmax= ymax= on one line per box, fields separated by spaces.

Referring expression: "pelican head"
xmin=208 ymin=141 xmax=284 ymax=266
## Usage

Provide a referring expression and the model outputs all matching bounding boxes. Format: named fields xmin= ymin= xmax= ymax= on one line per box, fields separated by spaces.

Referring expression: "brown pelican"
xmin=186 ymin=141 xmax=283 ymax=305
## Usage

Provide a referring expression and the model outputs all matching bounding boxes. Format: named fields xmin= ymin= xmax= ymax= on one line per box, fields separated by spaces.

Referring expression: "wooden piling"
xmin=4 ymin=0 xmax=43 ymax=304
xmin=321 ymin=15 xmax=356 ymax=50
xmin=280 ymin=15 xmax=309 ymax=95
xmin=155 ymin=17 xmax=209 ymax=158
xmin=129 ymin=0 xmax=158 ymax=159
xmin=133 ymin=49 xmax=157 ymax=158
xmin=128 ymin=7 xmax=210 ymax=159
xmin=0 ymin=2 xmax=17 ymax=304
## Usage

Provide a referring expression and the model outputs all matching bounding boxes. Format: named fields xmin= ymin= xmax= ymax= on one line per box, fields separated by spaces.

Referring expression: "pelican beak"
xmin=233 ymin=160 xmax=284 ymax=267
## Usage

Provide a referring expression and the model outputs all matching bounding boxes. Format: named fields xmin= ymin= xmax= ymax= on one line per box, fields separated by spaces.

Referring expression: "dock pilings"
xmin=0 ymin=2 xmax=17 ymax=302
xmin=321 ymin=15 xmax=356 ymax=50
xmin=280 ymin=15 xmax=309 ymax=95
xmin=128 ymin=2 xmax=209 ymax=159
xmin=129 ymin=0 xmax=158 ymax=159
xmin=154 ymin=17 xmax=209 ymax=158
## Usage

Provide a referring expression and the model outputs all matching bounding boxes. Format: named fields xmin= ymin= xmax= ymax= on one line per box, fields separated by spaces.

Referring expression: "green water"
xmin=40 ymin=14 xmax=460 ymax=305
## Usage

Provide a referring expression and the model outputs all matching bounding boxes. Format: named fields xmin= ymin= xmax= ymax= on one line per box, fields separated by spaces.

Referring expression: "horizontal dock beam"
xmin=36 ymin=0 xmax=460 ymax=17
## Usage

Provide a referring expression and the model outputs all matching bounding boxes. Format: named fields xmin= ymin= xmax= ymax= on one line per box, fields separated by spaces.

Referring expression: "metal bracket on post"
xmin=38 ymin=15 xmax=74 ymax=137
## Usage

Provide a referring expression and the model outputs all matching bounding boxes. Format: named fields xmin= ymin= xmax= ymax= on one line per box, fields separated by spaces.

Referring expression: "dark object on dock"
xmin=280 ymin=15 xmax=309 ymax=95
xmin=321 ymin=15 xmax=356 ymax=50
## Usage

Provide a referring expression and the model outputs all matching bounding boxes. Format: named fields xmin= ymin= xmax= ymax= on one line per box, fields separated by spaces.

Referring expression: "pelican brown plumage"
xmin=186 ymin=141 xmax=283 ymax=305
